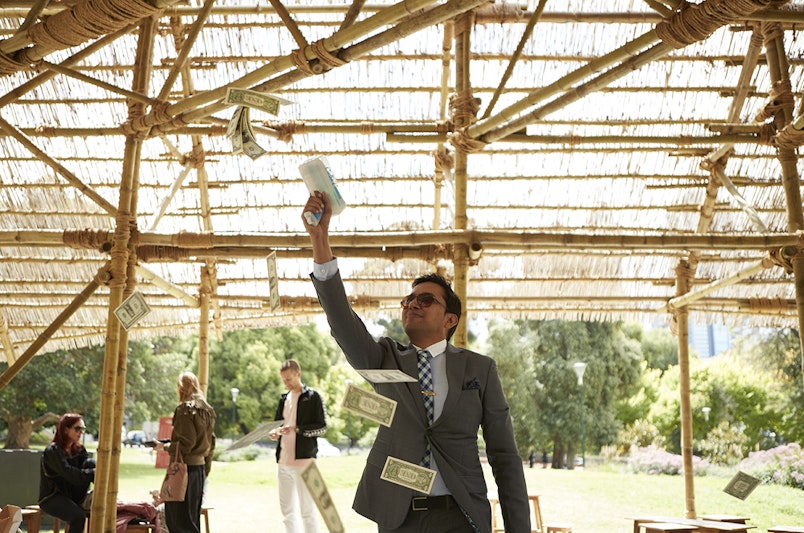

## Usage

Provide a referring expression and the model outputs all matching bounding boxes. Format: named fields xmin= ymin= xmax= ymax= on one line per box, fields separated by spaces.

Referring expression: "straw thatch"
xmin=1 ymin=0 xmax=803 ymax=354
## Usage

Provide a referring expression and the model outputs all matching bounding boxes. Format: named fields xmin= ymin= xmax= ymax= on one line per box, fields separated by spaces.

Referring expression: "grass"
xmin=35 ymin=446 xmax=804 ymax=532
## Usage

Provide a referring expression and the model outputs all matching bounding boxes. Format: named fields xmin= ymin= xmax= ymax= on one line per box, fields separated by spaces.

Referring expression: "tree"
xmin=487 ymin=319 xmax=643 ymax=468
xmin=205 ymin=325 xmax=341 ymax=438
xmin=640 ymin=327 xmax=679 ymax=372
xmin=0 ymin=346 xmax=105 ymax=448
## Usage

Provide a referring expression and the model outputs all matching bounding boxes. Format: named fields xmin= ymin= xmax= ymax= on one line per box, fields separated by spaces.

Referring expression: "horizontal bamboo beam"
xmin=2 ymin=228 xmax=803 ymax=252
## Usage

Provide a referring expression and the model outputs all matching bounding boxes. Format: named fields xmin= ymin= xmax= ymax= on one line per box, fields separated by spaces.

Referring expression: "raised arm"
xmin=302 ymin=191 xmax=334 ymax=264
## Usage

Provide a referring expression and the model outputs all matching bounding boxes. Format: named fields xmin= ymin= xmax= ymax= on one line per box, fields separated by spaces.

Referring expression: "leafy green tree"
xmin=124 ymin=337 xmax=195 ymax=428
xmin=488 ymin=319 xmax=642 ymax=468
xmin=0 ymin=346 xmax=105 ymax=448
xmin=316 ymin=363 xmax=377 ymax=447
xmin=735 ymin=327 xmax=804 ymax=444
xmin=640 ymin=327 xmax=679 ymax=372
xmin=205 ymin=325 xmax=341 ymax=438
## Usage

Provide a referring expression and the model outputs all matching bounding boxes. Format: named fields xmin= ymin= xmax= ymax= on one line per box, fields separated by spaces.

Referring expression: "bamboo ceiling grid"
xmin=1 ymin=0 xmax=804 ymax=358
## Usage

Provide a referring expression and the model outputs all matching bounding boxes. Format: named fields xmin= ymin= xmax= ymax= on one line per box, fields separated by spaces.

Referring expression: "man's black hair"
xmin=411 ymin=273 xmax=462 ymax=341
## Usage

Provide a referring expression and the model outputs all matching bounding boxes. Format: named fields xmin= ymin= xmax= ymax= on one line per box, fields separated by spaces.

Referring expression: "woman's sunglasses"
xmin=400 ymin=292 xmax=444 ymax=309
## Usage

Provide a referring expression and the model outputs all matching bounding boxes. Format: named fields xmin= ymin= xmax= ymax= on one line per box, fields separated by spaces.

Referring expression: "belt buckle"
xmin=412 ymin=497 xmax=428 ymax=511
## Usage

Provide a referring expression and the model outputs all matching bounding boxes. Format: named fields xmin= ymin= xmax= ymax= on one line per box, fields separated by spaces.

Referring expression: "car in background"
xmin=316 ymin=437 xmax=341 ymax=457
xmin=123 ymin=430 xmax=148 ymax=447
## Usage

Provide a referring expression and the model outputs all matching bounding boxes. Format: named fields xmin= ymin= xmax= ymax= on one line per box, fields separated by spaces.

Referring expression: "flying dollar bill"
xmin=355 ymin=368 xmax=417 ymax=383
xmin=225 ymin=87 xmax=293 ymax=116
xmin=300 ymin=462 xmax=345 ymax=533
xmin=226 ymin=420 xmax=283 ymax=451
xmin=380 ymin=456 xmax=436 ymax=494
xmin=114 ymin=291 xmax=151 ymax=330
xmin=341 ymin=383 xmax=397 ymax=427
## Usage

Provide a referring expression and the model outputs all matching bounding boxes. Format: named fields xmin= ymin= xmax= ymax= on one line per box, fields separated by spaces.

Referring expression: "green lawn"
xmin=45 ymin=446 xmax=804 ymax=532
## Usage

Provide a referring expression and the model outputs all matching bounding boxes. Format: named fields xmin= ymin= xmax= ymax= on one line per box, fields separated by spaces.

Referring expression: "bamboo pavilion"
xmin=1 ymin=0 xmax=804 ymax=530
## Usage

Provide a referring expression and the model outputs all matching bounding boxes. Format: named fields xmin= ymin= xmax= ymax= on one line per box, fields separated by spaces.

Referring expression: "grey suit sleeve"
xmin=311 ymin=271 xmax=385 ymax=368
xmin=482 ymin=359 xmax=531 ymax=532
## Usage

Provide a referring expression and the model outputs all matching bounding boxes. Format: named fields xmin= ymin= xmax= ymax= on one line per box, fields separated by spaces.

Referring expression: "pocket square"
xmin=463 ymin=377 xmax=480 ymax=390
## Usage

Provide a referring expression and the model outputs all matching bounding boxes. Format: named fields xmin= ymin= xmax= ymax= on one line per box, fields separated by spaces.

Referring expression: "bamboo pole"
xmin=169 ymin=0 xmax=445 ymax=119
xmin=91 ymin=17 xmax=155 ymax=533
xmin=41 ymin=61 xmax=156 ymax=106
xmin=482 ymin=0 xmax=547 ymax=119
xmin=762 ymin=22 xmax=804 ymax=382
xmin=449 ymin=9 xmax=474 ymax=347
xmin=433 ymin=21 xmax=453 ymax=230
xmin=387 ymin=133 xmax=760 ymax=145
xmin=11 ymin=0 xmax=48 ymax=38
xmin=5 ymin=227 xmax=804 ymax=251
xmin=481 ymin=41 xmax=673 ymax=143
xmin=659 ymin=259 xmax=772 ymax=313
xmin=0 ymin=265 xmax=108 ymax=392
xmin=0 ymin=312 xmax=17 ymax=364
xmin=0 ymin=0 xmax=181 ymax=57
xmin=339 ymin=0 xmax=368 ymax=31
xmin=156 ymin=0 xmax=217 ymax=101
xmin=674 ymin=256 xmax=697 ymax=518
xmin=267 ymin=0 xmax=309 ymax=48
xmin=469 ymin=30 xmax=661 ymax=138
xmin=198 ymin=265 xmax=212 ymax=394
xmin=136 ymin=265 xmax=200 ymax=307
xmin=0 ymin=114 xmax=118 ymax=215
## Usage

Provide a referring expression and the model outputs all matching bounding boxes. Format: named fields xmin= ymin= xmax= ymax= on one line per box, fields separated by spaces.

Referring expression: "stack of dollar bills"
xmin=224 ymin=87 xmax=292 ymax=160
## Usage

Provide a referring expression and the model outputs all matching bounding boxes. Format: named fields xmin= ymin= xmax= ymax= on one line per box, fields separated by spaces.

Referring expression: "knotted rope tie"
xmin=0 ymin=51 xmax=34 ymax=76
xmin=268 ymin=120 xmax=306 ymax=143
xmin=774 ymin=123 xmax=804 ymax=150
xmin=656 ymin=0 xmax=780 ymax=50
xmin=754 ymin=79 xmax=793 ymax=123
xmin=63 ymin=229 xmax=112 ymax=251
xmin=450 ymin=129 xmax=487 ymax=153
xmin=180 ymin=144 xmax=206 ymax=168
xmin=434 ymin=148 xmax=454 ymax=172
xmin=767 ymin=247 xmax=796 ymax=274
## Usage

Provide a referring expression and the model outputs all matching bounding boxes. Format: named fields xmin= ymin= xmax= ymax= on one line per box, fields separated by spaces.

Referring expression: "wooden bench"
xmin=699 ymin=515 xmax=750 ymax=525
xmin=630 ymin=515 xmax=756 ymax=533
xmin=768 ymin=527 xmax=804 ymax=533
xmin=638 ymin=523 xmax=699 ymax=533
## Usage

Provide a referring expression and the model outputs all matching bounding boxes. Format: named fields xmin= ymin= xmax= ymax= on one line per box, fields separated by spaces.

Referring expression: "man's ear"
xmin=444 ymin=313 xmax=458 ymax=331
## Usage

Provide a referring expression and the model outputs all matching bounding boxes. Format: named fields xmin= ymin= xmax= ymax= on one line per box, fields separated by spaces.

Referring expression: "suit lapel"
xmin=436 ymin=345 xmax=466 ymax=425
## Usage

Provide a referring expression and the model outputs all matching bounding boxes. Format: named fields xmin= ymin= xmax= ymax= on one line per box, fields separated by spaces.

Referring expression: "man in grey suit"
xmin=302 ymin=192 xmax=531 ymax=533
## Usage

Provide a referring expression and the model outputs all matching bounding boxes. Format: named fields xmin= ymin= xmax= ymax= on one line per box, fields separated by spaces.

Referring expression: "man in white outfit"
xmin=269 ymin=360 xmax=327 ymax=533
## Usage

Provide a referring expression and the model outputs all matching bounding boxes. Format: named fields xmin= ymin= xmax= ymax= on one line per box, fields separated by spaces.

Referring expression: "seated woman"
xmin=39 ymin=413 xmax=95 ymax=533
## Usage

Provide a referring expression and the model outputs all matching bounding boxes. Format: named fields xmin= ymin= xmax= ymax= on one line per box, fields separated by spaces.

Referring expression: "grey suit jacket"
xmin=313 ymin=272 xmax=531 ymax=532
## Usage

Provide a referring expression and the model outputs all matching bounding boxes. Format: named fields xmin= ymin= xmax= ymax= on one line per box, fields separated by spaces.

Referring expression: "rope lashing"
xmin=63 ymin=229 xmax=112 ymax=251
xmin=754 ymin=79 xmax=793 ymax=123
xmin=655 ymin=0 xmax=783 ymax=49
xmin=268 ymin=120 xmax=306 ymax=143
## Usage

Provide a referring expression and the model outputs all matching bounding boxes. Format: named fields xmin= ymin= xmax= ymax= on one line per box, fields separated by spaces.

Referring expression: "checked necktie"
xmin=417 ymin=349 xmax=434 ymax=468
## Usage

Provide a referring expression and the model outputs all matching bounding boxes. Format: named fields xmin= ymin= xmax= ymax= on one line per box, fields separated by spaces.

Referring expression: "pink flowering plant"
xmin=737 ymin=443 xmax=804 ymax=490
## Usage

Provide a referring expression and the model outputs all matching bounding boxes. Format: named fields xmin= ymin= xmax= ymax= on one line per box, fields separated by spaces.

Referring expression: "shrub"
xmin=617 ymin=419 xmax=665 ymax=455
xmin=738 ymin=443 xmax=804 ymax=490
xmin=214 ymin=445 xmax=264 ymax=462
xmin=698 ymin=421 xmax=749 ymax=466
xmin=627 ymin=446 xmax=710 ymax=476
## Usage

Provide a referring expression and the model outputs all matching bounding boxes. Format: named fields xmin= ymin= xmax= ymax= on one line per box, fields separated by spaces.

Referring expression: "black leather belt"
xmin=411 ymin=495 xmax=456 ymax=511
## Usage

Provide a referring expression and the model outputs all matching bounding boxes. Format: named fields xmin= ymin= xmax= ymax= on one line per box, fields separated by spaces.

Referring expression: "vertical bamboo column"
xmin=90 ymin=18 xmax=155 ymax=533
xmin=763 ymin=22 xmax=804 ymax=375
xmin=433 ymin=21 xmax=454 ymax=231
xmin=450 ymin=10 xmax=474 ymax=347
xmin=198 ymin=265 xmax=212 ymax=394
xmin=674 ymin=256 xmax=697 ymax=518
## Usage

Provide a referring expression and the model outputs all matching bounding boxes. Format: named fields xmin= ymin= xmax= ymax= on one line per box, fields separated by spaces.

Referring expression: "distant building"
xmin=688 ymin=323 xmax=735 ymax=358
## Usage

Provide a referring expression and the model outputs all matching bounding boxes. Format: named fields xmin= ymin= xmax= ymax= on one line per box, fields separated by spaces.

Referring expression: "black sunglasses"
xmin=73 ymin=426 xmax=86 ymax=432
xmin=400 ymin=292 xmax=444 ymax=309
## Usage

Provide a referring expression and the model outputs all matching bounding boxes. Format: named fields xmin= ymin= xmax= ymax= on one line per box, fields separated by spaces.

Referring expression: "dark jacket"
xmin=39 ymin=443 xmax=95 ymax=504
xmin=274 ymin=385 xmax=327 ymax=461
xmin=169 ymin=397 xmax=216 ymax=476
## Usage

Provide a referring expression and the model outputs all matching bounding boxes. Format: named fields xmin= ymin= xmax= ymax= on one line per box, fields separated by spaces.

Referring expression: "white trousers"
xmin=277 ymin=463 xmax=320 ymax=533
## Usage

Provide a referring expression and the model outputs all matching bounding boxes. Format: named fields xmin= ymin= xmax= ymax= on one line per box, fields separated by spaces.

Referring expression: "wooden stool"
xmin=201 ymin=506 xmax=212 ymax=533
xmin=545 ymin=523 xmax=573 ymax=533
xmin=489 ymin=493 xmax=542 ymax=533
xmin=639 ymin=523 xmax=698 ymax=533
xmin=21 ymin=507 xmax=42 ymax=533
